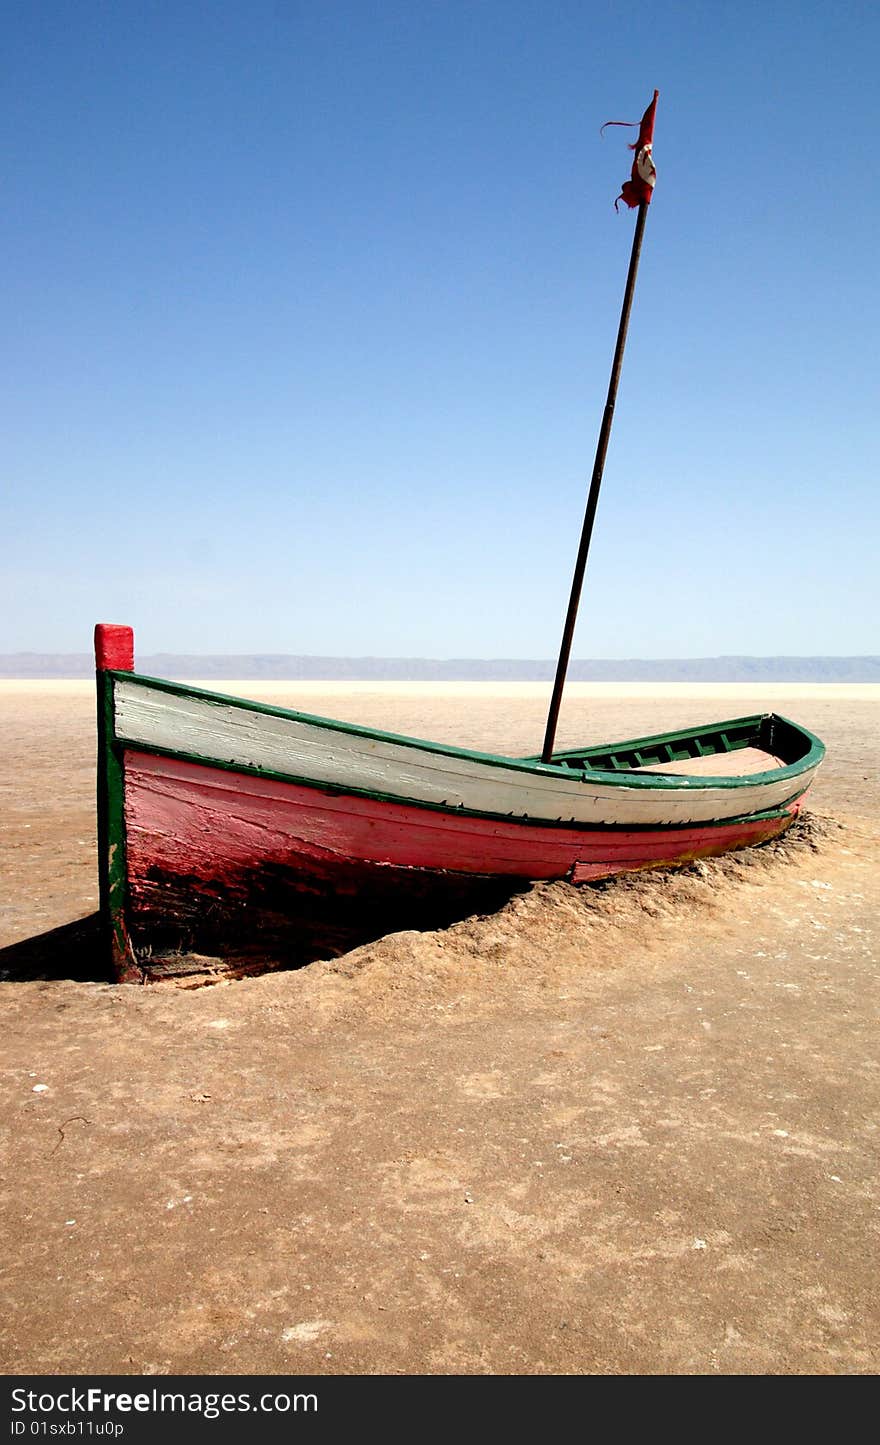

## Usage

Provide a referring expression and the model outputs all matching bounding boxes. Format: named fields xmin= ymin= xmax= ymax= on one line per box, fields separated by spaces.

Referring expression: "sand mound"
xmin=259 ymin=811 xmax=837 ymax=1024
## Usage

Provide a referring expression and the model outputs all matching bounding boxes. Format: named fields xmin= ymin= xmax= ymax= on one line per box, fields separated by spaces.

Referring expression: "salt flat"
xmin=2 ymin=678 xmax=879 ymax=699
xmin=0 ymin=685 xmax=878 ymax=1374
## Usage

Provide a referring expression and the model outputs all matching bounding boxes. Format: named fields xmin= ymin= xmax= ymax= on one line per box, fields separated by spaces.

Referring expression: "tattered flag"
xmin=601 ymin=90 xmax=659 ymax=211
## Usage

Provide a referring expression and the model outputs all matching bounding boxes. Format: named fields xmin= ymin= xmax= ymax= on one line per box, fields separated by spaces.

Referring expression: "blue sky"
xmin=3 ymin=1 xmax=877 ymax=657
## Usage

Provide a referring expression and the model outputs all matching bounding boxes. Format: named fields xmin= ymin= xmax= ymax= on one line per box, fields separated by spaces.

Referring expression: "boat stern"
xmin=95 ymin=623 xmax=142 ymax=983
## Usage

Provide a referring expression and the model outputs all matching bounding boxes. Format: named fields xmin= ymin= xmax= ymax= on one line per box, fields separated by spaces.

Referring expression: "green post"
xmin=95 ymin=624 xmax=140 ymax=983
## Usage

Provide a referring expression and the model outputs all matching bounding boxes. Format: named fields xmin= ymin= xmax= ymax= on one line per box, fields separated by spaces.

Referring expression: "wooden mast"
xmin=541 ymin=91 xmax=658 ymax=764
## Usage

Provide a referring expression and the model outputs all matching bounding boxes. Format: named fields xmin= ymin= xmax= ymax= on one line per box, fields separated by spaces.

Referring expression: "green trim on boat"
xmin=111 ymin=671 xmax=825 ymax=795
xmin=96 ymin=670 xmax=135 ymax=979
xmin=522 ymin=713 xmax=826 ymax=780
xmin=117 ymin=734 xmax=808 ymax=833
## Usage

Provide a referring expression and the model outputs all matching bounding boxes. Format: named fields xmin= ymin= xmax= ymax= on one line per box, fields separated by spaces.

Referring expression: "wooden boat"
xmin=93 ymin=95 xmax=826 ymax=982
xmin=95 ymin=624 xmax=825 ymax=982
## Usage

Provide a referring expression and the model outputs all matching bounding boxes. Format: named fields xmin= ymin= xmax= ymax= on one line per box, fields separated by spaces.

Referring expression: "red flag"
xmin=602 ymin=90 xmax=659 ymax=211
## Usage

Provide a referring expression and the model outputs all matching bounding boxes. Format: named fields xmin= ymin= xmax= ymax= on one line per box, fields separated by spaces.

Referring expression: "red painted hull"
xmin=123 ymin=750 xmax=799 ymax=965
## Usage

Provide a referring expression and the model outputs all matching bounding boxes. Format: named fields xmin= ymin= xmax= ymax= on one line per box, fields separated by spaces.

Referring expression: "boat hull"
xmin=122 ymin=748 xmax=801 ymax=971
xmin=113 ymin=675 xmax=813 ymax=827
xmin=92 ymin=625 xmax=824 ymax=982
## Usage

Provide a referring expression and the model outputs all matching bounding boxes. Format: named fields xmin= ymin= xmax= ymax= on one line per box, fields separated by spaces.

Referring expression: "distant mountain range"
xmin=2 ymin=654 xmax=878 ymax=682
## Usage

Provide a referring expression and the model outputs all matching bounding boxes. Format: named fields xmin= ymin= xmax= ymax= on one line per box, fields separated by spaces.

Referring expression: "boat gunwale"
xmin=110 ymin=671 xmax=826 ymax=796
xmin=121 ymin=741 xmax=811 ymax=833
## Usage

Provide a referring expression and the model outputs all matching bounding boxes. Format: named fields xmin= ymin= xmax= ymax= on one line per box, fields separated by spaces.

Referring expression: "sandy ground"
xmin=1 ymin=683 xmax=878 ymax=1375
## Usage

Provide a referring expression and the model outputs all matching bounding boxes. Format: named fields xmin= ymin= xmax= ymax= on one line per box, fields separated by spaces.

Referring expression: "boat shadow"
xmin=0 ymin=913 xmax=113 ymax=984
xmin=132 ymin=875 xmax=529 ymax=982
xmin=0 ymin=883 xmax=529 ymax=985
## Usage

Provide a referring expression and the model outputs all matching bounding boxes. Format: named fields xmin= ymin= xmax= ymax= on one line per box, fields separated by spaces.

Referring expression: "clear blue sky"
xmin=3 ymin=1 xmax=877 ymax=658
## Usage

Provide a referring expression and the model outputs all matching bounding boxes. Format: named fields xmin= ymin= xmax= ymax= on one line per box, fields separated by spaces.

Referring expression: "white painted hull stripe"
xmin=113 ymin=678 xmax=816 ymax=828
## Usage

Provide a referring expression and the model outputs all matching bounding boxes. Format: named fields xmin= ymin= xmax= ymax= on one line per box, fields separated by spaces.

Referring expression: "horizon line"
xmin=2 ymin=650 xmax=878 ymax=662
xmin=1 ymin=650 xmax=878 ymax=684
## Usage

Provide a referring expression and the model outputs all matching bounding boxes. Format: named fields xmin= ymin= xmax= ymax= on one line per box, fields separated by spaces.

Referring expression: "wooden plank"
xmin=121 ymin=749 xmax=804 ymax=963
xmin=94 ymin=627 xmax=140 ymax=982
xmin=635 ymin=747 xmax=786 ymax=777
xmin=113 ymin=678 xmax=819 ymax=829
xmin=124 ymin=749 xmax=803 ymax=886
